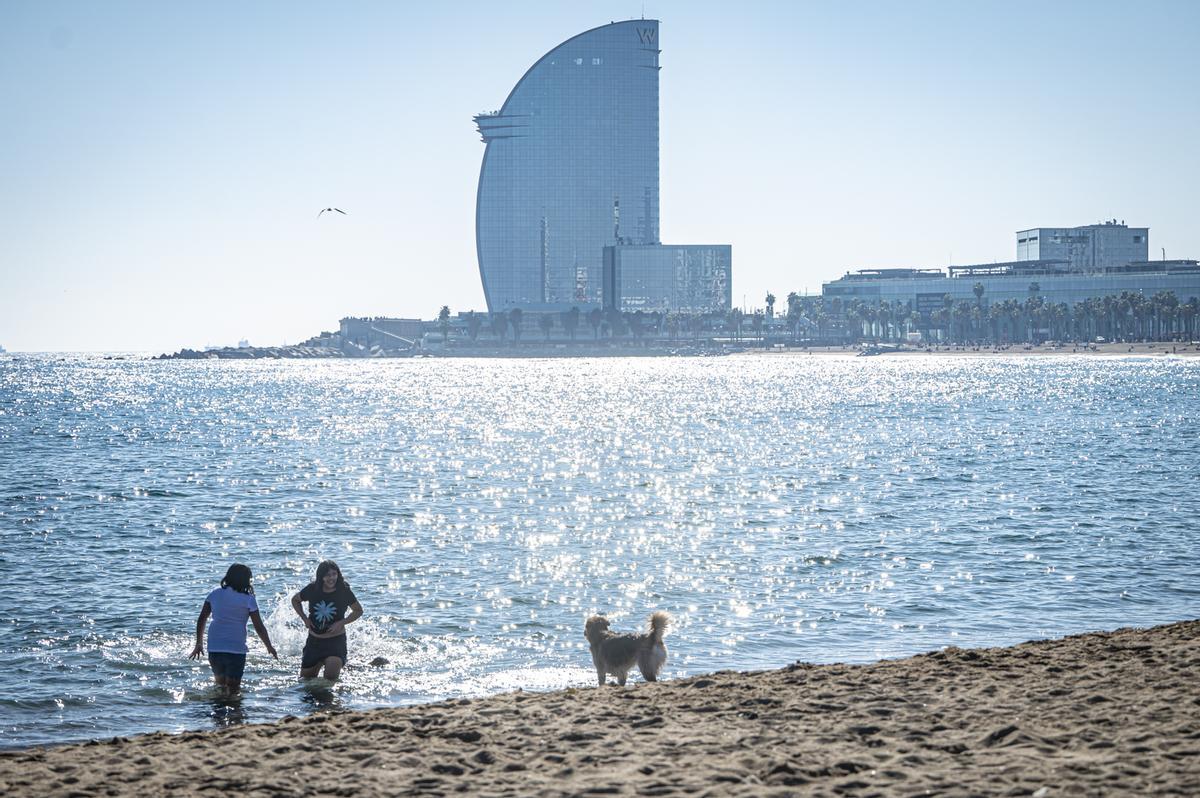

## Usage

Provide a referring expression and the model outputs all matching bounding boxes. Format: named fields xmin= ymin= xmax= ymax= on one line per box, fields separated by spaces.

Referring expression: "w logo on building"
xmin=637 ymin=27 xmax=657 ymax=45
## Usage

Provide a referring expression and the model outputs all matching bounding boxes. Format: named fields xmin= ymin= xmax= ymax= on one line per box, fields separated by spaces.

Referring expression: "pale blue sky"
xmin=2 ymin=0 xmax=1197 ymax=352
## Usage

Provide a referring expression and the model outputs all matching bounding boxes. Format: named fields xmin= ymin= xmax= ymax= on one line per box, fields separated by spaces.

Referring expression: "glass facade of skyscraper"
xmin=475 ymin=21 xmax=661 ymax=312
xmin=603 ymin=244 xmax=732 ymax=313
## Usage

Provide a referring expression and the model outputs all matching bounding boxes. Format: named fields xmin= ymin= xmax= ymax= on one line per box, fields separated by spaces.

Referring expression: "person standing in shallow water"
xmin=291 ymin=560 xmax=362 ymax=682
xmin=189 ymin=563 xmax=278 ymax=694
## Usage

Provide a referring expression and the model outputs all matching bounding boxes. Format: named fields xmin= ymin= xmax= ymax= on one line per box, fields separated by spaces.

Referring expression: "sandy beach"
xmin=3 ymin=620 xmax=1197 ymax=796
xmin=749 ymin=341 xmax=1200 ymax=358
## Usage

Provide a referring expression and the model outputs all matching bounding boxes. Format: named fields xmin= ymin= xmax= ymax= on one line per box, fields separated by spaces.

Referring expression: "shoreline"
xmin=5 ymin=341 xmax=1199 ymax=360
xmin=158 ymin=339 xmax=1200 ymax=360
xmin=746 ymin=341 xmax=1200 ymax=358
xmin=3 ymin=620 xmax=1196 ymax=796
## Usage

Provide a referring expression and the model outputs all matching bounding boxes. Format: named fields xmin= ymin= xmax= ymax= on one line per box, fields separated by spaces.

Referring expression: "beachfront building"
xmin=339 ymin=317 xmax=423 ymax=348
xmin=823 ymin=262 xmax=1200 ymax=313
xmin=603 ymin=244 xmax=732 ymax=313
xmin=474 ymin=20 xmax=731 ymax=314
xmin=822 ymin=223 xmax=1200 ymax=328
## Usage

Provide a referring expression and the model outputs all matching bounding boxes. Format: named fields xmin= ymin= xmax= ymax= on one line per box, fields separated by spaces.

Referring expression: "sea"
xmin=1 ymin=352 xmax=1197 ymax=749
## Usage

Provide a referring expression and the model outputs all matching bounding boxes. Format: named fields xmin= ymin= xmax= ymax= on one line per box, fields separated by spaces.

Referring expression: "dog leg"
xmin=591 ymin=653 xmax=607 ymax=687
xmin=638 ymin=645 xmax=665 ymax=682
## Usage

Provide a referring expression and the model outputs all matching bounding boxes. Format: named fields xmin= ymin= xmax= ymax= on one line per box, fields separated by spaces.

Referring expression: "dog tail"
xmin=647 ymin=611 xmax=670 ymax=644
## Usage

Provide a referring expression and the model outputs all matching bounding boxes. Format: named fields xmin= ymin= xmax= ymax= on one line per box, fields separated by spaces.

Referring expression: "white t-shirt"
xmin=205 ymin=587 xmax=259 ymax=654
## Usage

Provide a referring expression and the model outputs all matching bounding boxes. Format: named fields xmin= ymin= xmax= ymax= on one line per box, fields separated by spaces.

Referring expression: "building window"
xmin=574 ymin=57 xmax=583 ymax=65
xmin=593 ymin=57 xmax=602 ymax=65
xmin=1133 ymin=235 xmax=1143 ymax=243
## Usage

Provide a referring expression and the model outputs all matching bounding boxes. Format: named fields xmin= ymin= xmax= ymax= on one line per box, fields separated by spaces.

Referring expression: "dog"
xmin=584 ymin=611 xmax=669 ymax=686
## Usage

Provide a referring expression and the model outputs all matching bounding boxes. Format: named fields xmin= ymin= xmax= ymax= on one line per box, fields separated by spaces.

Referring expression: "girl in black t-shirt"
xmin=290 ymin=560 xmax=363 ymax=682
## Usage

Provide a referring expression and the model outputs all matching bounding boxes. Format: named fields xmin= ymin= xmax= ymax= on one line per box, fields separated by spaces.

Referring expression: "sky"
xmin=2 ymin=0 xmax=1198 ymax=352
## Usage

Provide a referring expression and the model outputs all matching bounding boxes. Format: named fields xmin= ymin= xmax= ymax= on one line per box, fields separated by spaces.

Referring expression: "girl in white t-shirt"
xmin=189 ymin=563 xmax=278 ymax=694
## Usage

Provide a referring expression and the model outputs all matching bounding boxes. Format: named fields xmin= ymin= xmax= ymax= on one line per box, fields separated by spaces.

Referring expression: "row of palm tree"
xmin=434 ymin=287 xmax=1199 ymax=347
xmin=437 ymin=306 xmax=769 ymax=345
xmin=781 ymin=287 xmax=1199 ymax=345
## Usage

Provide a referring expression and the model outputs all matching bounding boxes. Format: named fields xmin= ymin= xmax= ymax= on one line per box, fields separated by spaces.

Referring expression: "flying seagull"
xmin=318 ymin=207 xmax=347 ymax=217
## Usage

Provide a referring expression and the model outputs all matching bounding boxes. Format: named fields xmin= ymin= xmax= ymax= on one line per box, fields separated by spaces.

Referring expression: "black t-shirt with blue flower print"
xmin=299 ymin=582 xmax=358 ymax=636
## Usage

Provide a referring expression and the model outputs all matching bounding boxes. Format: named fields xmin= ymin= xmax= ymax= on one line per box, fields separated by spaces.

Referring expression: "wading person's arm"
xmin=249 ymin=610 xmax=278 ymax=659
xmin=188 ymin=602 xmax=211 ymax=659
xmin=290 ymin=592 xmax=313 ymax=632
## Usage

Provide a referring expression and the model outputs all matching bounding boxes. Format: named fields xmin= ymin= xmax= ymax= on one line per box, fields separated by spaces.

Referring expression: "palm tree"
xmin=1051 ymin=303 xmax=1068 ymax=342
xmin=844 ymin=304 xmax=861 ymax=343
xmin=931 ymin=307 xmax=949 ymax=342
xmin=588 ymin=308 xmax=603 ymax=339
xmin=508 ymin=307 xmax=524 ymax=345
xmin=1183 ymin=297 xmax=1199 ymax=340
xmin=490 ymin=313 xmax=508 ymax=343
xmin=1076 ymin=298 xmax=1091 ymax=342
xmin=1131 ymin=293 xmax=1150 ymax=340
xmin=562 ymin=306 xmax=581 ymax=340
xmin=538 ymin=313 xmax=554 ymax=341
xmin=987 ymin=303 xmax=1004 ymax=343
xmin=1153 ymin=291 xmax=1178 ymax=340
xmin=437 ymin=305 xmax=451 ymax=343
xmin=605 ymin=307 xmax=625 ymax=338
xmin=907 ymin=310 xmax=922 ymax=343
xmin=467 ymin=311 xmax=482 ymax=342
xmin=875 ymin=301 xmax=890 ymax=342
xmin=629 ymin=310 xmax=646 ymax=341
xmin=1115 ymin=295 xmax=1129 ymax=339
xmin=1102 ymin=295 xmax=1118 ymax=341
xmin=786 ymin=292 xmax=802 ymax=340
xmin=666 ymin=313 xmax=680 ymax=340
xmin=1023 ymin=295 xmax=1043 ymax=343
xmin=860 ymin=305 xmax=877 ymax=342
xmin=973 ymin=281 xmax=985 ymax=306
xmin=726 ymin=308 xmax=744 ymax=341
xmin=765 ymin=293 xmax=776 ymax=320
xmin=953 ymin=301 xmax=971 ymax=344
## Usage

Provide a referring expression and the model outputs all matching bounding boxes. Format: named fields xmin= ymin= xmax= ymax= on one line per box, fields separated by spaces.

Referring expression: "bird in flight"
xmin=318 ymin=208 xmax=347 ymax=217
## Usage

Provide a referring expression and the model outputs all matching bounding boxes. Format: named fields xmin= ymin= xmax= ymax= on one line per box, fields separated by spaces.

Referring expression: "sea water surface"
xmin=1 ymin=353 xmax=1197 ymax=748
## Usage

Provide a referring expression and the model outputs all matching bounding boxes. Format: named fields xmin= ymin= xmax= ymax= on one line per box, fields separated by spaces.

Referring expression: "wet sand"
xmin=4 ymin=620 xmax=1198 ymax=796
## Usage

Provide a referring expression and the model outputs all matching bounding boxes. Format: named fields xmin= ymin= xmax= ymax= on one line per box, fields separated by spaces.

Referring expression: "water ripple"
xmin=1 ymin=353 xmax=1198 ymax=747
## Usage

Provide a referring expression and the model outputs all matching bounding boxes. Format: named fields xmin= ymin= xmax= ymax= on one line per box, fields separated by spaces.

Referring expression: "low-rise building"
xmin=823 ymin=223 xmax=1199 ymax=315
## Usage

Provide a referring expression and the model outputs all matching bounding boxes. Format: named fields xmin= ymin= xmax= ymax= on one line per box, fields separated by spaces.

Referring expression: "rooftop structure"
xmin=1015 ymin=220 xmax=1148 ymax=272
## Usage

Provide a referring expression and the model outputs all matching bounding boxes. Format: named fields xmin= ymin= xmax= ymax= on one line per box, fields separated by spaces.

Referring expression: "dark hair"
xmin=221 ymin=563 xmax=254 ymax=595
xmin=315 ymin=560 xmax=348 ymax=590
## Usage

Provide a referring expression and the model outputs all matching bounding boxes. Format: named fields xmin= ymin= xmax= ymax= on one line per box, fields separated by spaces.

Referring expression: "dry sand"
xmin=3 ymin=620 xmax=1197 ymax=797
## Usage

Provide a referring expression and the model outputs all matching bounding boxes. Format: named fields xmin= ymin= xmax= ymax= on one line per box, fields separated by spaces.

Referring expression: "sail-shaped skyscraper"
xmin=475 ymin=20 xmax=661 ymax=311
xmin=474 ymin=20 xmax=729 ymax=315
